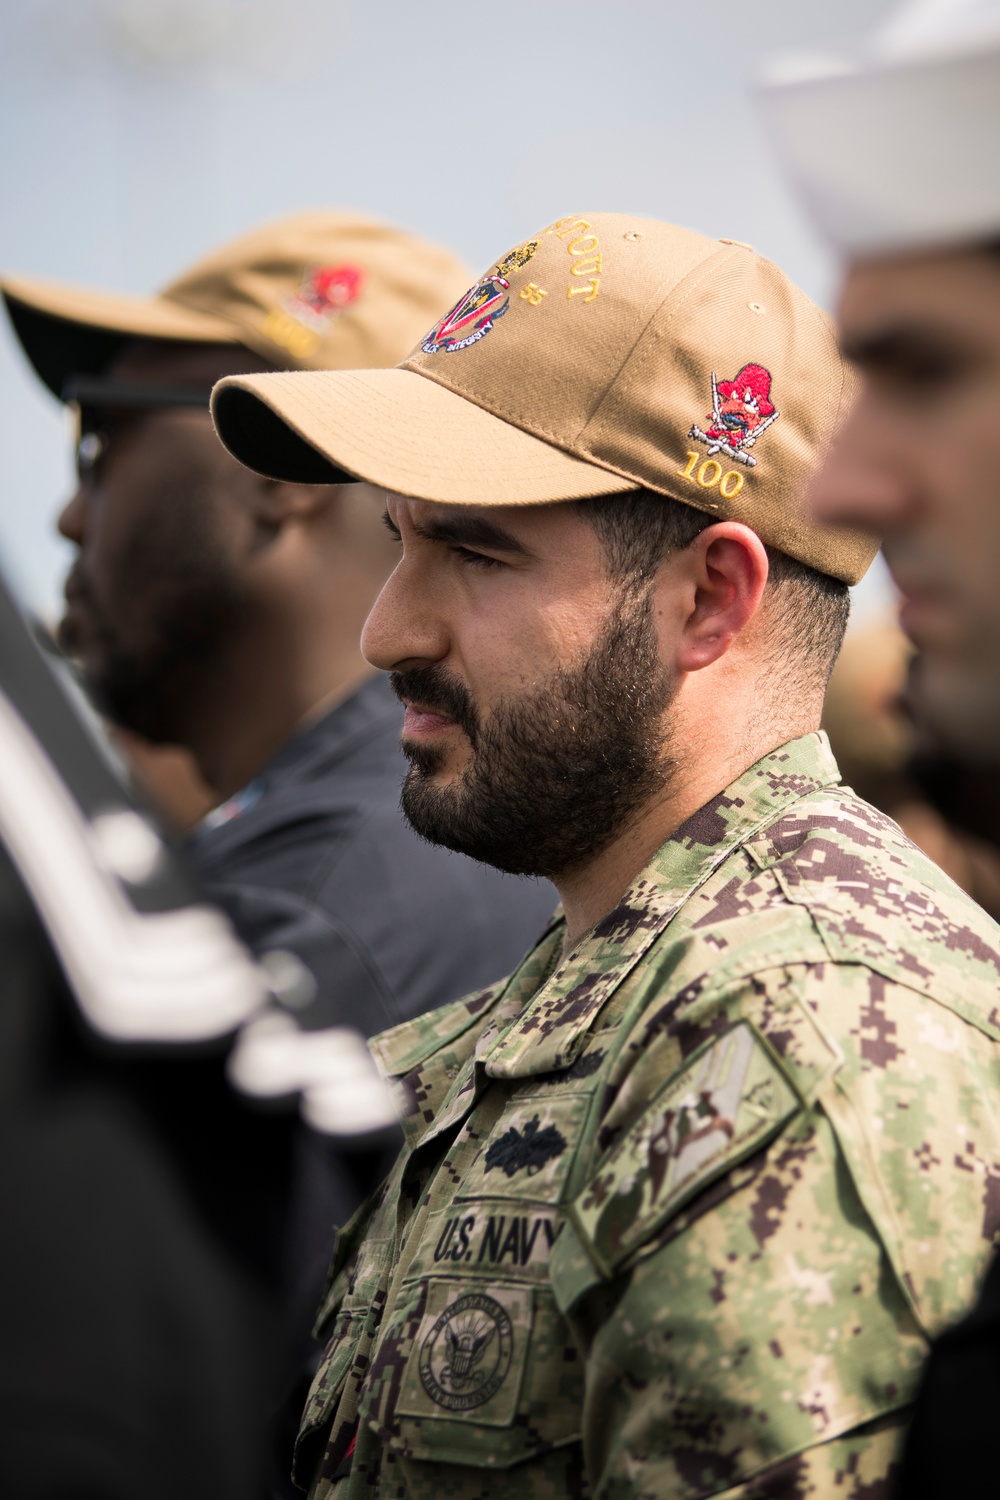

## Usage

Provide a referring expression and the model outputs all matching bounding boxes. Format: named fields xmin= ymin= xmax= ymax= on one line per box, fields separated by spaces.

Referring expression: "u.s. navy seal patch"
xmin=418 ymin=1291 xmax=513 ymax=1411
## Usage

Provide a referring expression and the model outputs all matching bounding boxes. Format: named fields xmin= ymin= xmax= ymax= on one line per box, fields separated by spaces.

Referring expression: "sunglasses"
xmin=63 ymin=374 xmax=215 ymax=480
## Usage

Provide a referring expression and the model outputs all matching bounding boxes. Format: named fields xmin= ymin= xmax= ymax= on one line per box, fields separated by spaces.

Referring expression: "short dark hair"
xmin=576 ymin=489 xmax=849 ymax=687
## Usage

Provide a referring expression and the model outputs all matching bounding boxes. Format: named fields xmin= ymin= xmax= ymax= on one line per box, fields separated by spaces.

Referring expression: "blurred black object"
xmin=0 ymin=573 xmax=398 ymax=1499
xmin=895 ymin=1246 xmax=1000 ymax=1498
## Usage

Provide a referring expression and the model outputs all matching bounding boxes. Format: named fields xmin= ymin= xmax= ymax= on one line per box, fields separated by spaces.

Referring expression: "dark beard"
xmin=58 ymin=517 xmax=247 ymax=745
xmin=392 ymin=589 xmax=674 ymax=879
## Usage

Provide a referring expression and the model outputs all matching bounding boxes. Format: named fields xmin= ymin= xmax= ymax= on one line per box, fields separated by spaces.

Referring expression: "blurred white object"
xmin=28 ymin=0 xmax=351 ymax=85
xmin=228 ymin=1013 xmax=402 ymax=1137
xmin=760 ymin=0 xmax=1000 ymax=255
xmin=0 ymin=680 xmax=400 ymax=1133
xmin=878 ymin=0 xmax=1000 ymax=56
xmin=104 ymin=0 xmax=237 ymax=65
xmin=91 ymin=807 xmax=166 ymax=884
xmin=0 ymin=686 xmax=268 ymax=1042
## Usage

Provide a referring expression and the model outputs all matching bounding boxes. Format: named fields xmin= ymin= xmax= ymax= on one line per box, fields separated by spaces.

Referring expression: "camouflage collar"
xmin=484 ymin=732 xmax=840 ymax=1080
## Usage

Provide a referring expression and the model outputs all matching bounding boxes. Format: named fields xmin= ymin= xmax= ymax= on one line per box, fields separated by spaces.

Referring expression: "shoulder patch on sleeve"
xmin=568 ymin=1021 xmax=803 ymax=1277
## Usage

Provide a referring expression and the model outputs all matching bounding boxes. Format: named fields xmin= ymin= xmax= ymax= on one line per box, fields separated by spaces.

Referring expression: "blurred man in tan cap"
xmin=1 ymin=211 xmax=556 ymax=1494
xmin=762 ymin=1 xmax=1000 ymax=1493
xmin=210 ymin=212 xmax=1000 ymax=1499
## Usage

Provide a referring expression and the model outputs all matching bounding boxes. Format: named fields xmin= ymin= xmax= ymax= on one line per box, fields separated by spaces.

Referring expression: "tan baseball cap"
xmin=1 ymin=210 xmax=472 ymax=399
xmin=212 ymin=212 xmax=878 ymax=584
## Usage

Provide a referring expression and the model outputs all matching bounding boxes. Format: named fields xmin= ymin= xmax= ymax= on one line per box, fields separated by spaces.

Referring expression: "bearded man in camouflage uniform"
xmin=211 ymin=213 xmax=1000 ymax=1499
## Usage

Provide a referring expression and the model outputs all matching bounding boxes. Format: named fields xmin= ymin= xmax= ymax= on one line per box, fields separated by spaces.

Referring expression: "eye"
xmin=850 ymin=332 xmax=979 ymax=399
xmin=867 ymin=352 xmax=967 ymax=405
xmin=451 ymin=545 xmax=503 ymax=571
xmin=896 ymin=354 xmax=963 ymax=390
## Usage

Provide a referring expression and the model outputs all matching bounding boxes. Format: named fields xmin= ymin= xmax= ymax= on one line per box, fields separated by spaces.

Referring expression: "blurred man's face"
xmin=361 ymin=495 xmax=675 ymax=879
xmin=810 ymin=249 xmax=1000 ymax=760
xmin=58 ymin=342 xmax=267 ymax=741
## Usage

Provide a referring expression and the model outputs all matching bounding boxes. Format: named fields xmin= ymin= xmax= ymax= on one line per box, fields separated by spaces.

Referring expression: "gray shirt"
xmin=186 ymin=671 xmax=555 ymax=1036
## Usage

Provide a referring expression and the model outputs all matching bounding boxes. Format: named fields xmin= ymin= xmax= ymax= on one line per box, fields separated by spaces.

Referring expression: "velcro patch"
xmin=396 ymin=1279 xmax=531 ymax=1426
xmin=569 ymin=1021 xmax=802 ymax=1276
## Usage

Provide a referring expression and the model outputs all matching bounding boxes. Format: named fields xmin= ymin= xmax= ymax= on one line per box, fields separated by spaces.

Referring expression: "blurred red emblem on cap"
xmin=284 ymin=263 xmax=365 ymax=334
xmin=689 ymin=363 xmax=780 ymax=469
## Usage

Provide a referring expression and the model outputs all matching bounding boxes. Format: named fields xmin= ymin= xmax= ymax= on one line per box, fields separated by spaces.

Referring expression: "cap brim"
xmin=1 ymin=273 xmax=238 ymax=399
xmin=211 ymin=367 xmax=640 ymax=504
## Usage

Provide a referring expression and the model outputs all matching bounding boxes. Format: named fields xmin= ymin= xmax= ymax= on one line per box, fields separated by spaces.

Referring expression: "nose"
xmin=57 ymin=485 xmax=87 ymax=546
xmin=808 ymin=406 xmax=913 ymax=533
xmin=361 ymin=555 xmax=450 ymax=673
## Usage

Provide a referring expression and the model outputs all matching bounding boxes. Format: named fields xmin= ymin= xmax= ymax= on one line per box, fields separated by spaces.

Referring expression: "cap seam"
xmin=567 ymin=261 xmax=718 ymax=440
xmin=578 ymin=245 xmax=740 ymax=446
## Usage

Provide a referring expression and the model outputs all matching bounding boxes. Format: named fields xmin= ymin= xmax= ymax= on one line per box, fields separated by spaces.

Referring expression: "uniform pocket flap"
xmin=295 ymin=1305 xmax=366 ymax=1480
xmin=568 ymin=1021 xmax=803 ymax=1277
xmin=313 ymin=1214 xmax=389 ymax=1340
xmin=383 ymin=1279 xmax=582 ymax=1470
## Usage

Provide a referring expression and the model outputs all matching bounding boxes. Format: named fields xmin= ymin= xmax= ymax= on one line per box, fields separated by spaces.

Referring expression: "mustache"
xmin=389 ymin=665 xmax=481 ymax=745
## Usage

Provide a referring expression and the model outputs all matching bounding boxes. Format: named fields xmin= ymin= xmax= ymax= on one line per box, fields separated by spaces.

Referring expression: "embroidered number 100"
xmin=678 ymin=450 xmax=744 ymax=500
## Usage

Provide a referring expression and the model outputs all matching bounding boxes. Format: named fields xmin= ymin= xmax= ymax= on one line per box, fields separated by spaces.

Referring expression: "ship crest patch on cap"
xmin=262 ymin=263 xmax=365 ymax=358
xmin=421 ymin=240 xmax=538 ymax=355
xmin=688 ymin=363 xmax=780 ymax=469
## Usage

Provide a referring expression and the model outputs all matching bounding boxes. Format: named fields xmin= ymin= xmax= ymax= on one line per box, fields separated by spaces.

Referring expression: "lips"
xmin=402 ymin=704 xmax=458 ymax=737
xmin=390 ymin=666 xmax=479 ymax=746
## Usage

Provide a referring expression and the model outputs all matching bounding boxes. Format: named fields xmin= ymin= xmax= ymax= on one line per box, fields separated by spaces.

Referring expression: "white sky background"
xmin=0 ymin=0 xmax=898 ymax=624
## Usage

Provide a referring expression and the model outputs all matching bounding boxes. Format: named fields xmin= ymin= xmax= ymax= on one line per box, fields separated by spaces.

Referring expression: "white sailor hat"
xmin=760 ymin=0 xmax=1000 ymax=257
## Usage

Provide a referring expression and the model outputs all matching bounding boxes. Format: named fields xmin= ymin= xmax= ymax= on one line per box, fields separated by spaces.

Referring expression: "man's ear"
xmin=665 ymin=521 xmax=769 ymax=674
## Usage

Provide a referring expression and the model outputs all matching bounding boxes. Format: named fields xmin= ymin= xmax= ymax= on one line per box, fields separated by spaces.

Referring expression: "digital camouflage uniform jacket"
xmin=295 ymin=733 xmax=1000 ymax=1500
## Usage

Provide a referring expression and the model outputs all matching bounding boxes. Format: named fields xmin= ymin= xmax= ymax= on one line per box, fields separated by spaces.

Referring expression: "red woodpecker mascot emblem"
xmin=689 ymin=363 xmax=780 ymax=468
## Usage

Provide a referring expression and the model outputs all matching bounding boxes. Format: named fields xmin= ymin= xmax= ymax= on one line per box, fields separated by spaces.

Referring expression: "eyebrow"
xmin=382 ymin=508 xmax=531 ymax=556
